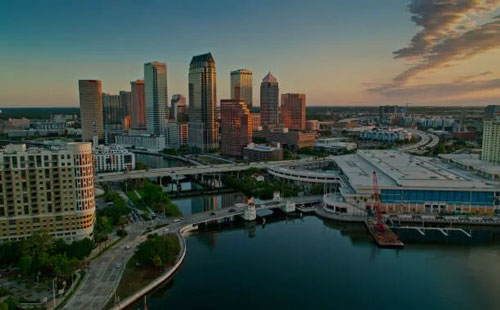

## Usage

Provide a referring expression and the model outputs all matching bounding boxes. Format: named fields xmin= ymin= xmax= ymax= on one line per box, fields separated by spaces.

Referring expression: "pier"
xmin=365 ymin=221 xmax=404 ymax=248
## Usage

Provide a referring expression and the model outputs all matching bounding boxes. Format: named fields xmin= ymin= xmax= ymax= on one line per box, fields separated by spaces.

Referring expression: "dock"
xmin=365 ymin=221 xmax=404 ymax=248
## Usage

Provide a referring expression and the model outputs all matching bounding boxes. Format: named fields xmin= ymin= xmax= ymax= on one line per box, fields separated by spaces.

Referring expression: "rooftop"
xmin=190 ymin=53 xmax=215 ymax=65
xmin=334 ymin=150 xmax=499 ymax=190
xmin=262 ymin=71 xmax=278 ymax=83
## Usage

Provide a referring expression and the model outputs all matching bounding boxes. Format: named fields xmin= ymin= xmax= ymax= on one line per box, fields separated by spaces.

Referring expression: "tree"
xmin=18 ymin=255 xmax=33 ymax=277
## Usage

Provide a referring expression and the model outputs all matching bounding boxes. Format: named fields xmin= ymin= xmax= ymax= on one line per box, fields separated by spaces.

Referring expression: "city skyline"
xmin=2 ymin=0 xmax=500 ymax=108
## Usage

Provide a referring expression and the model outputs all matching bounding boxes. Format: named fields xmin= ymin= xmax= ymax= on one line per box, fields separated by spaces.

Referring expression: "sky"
xmin=1 ymin=0 xmax=500 ymax=107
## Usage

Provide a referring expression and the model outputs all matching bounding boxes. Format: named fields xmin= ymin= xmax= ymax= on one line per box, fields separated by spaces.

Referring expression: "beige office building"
xmin=482 ymin=120 xmax=500 ymax=164
xmin=231 ymin=69 xmax=253 ymax=109
xmin=0 ymin=143 xmax=95 ymax=242
xmin=79 ymin=80 xmax=104 ymax=141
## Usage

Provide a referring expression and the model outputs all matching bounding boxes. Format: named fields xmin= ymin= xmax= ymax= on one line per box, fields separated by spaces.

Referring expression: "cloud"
xmin=394 ymin=0 xmax=500 ymax=60
xmin=390 ymin=0 xmax=500 ymax=83
xmin=369 ymin=76 xmax=500 ymax=98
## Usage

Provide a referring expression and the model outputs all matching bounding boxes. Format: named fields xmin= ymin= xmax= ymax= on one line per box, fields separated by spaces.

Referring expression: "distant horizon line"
xmin=0 ymin=105 xmax=493 ymax=109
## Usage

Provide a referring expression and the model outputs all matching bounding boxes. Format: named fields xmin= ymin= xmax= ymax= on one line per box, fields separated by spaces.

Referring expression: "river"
xmin=129 ymin=206 xmax=500 ymax=310
xmin=130 ymin=154 xmax=500 ymax=309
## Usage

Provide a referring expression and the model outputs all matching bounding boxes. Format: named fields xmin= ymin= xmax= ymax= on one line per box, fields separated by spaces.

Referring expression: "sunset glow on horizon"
xmin=1 ymin=0 xmax=500 ymax=107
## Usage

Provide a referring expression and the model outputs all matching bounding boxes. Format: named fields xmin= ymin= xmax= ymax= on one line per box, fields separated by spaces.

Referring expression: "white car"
xmin=115 ymin=263 xmax=121 ymax=268
xmin=173 ymin=219 xmax=181 ymax=223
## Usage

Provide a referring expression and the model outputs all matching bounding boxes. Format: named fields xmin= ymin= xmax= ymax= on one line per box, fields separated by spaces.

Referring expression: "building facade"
xmin=482 ymin=120 xmax=500 ymax=164
xmin=243 ymin=143 xmax=283 ymax=161
xmin=119 ymin=90 xmax=132 ymax=130
xmin=170 ymin=94 xmax=187 ymax=122
xmin=260 ymin=72 xmax=279 ymax=129
xmin=102 ymin=93 xmax=122 ymax=129
xmin=230 ymin=69 xmax=253 ymax=110
xmin=188 ymin=53 xmax=218 ymax=152
xmin=253 ymin=128 xmax=315 ymax=150
xmin=131 ymin=79 xmax=146 ymax=129
xmin=145 ymin=62 xmax=168 ymax=136
xmin=0 ymin=143 xmax=95 ymax=242
xmin=93 ymin=145 xmax=135 ymax=172
xmin=115 ymin=134 xmax=166 ymax=152
xmin=281 ymin=93 xmax=306 ymax=130
xmin=220 ymin=99 xmax=253 ymax=157
xmin=306 ymin=120 xmax=320 ymax=131
xmin=79 ymin=80 xmax=104 ymax=141
xmin=252 ymin=113 xmax=261 ymax=130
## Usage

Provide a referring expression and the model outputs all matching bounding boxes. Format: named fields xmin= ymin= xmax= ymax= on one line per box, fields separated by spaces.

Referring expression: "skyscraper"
xmin=260 ymin=72 xmax=279 ymax=129
xmin=79 ymin=80 xmax=104 ymax=141
xmin=220 ymin=99 xmax=253 ymax=157
xmin=482 ymin=120 xmax=500 ymax=164
xmin=130 ymin=79 xmax=146 ymax=129
xmin=102 ymin=93 xmax=122 ymax=129
xmin=119 ymin=90 xmax=132 ymax=129
xmin=188 ymin=53 xmax=218 ymax=151
xmin=171 ymin=94 xmax=187 ymax=122
xmin=281 ymin=93 xmax=306 ymax=130
xmin=144 ymin=62 xmax=168 ymax=136
xmin=231 ymin=69 xmax=253 ymax=109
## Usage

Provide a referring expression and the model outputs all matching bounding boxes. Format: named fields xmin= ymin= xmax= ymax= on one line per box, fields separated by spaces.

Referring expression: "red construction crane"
xmin=372 ymin=171 xmax=386 ymax=232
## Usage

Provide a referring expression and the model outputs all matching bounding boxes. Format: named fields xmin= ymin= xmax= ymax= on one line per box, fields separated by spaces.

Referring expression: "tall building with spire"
xmin=144 ymin=62 xmax=168 ymax=136
xmin=230 ymin=69 xmax=253 ymax=110
xmin=281 ymin=93 xmax=306 ymax=130
xmin=188 ymin=53 xmax=218 ymax=151
xmin=130 ymin=79 xmax=146 ymax=129
xmin=220 ymin=99 xmax=253 ymax=157
xmin=79 ymin=80 xmax=104 ymax=141
xmin=260 ymin=72 xmax=279 ymax=129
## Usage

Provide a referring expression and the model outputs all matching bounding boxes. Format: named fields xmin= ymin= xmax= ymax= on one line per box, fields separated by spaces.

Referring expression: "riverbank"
xmin=108 ymin=228 xmax=190 ymax=310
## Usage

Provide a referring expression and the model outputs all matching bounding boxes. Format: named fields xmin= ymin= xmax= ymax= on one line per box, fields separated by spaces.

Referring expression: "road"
xmin=96 ymin=158 xmax=334 ymax=182
xmin=399 ymin=129 xmax=439 ymax=152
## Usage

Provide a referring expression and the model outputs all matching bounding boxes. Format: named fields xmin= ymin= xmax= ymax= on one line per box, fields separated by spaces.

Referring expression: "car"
xmin=125 ymin=245 xmax=131 ymax=250
xmin=210 ymin=212 xmax=216 ymax=216
xmin=228 ymin=208 xmax=236 ymax=213
xmin=173 ymin=219 xmax=181 ymax=223
xmin=115 ymin=263 xmax=121 ymax=268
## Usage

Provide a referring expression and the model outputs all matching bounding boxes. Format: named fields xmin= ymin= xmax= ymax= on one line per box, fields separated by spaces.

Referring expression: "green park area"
xmin=125 ymin=180 xmax=181 ymax=218
xmin=0 ymin=232 xmax=94 ymax=309
xmin=109 ymin=234 xmax=180 ymax=307
xmin=221 ymin=168 xmax=301 ymax=200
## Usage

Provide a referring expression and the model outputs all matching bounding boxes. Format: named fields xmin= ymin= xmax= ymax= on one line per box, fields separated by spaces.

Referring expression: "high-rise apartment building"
xmin=131 ymin=79 xmax=146 ymax=129
xmin=119 ymin=91 xmax=132 ymax=129
xmin=281 ymin=93 xmax=306 ymax=130
xmin=145 ymin=62 xmax=168 ymax=136
xmin=260 ymin=72 xmax=279 ymax=129
xmin=482 ymin=120 xmax=500 ymax=164
xmin=188 ymin=53 xmax=218 ymax=152
xmin=0 ymin=143 xmax=95 ymax=242
xmin=220 ymin=99 xmax=253 ymax=157
xmin=231 ymin=69 xmax=253 ymax=110
xmin=170 ymin=94 xmax=187 ymax=122
xmin=102 ymin=93 xmax=122 ymax=129
xmin=79 ymin=80 xmax=104 ymax=141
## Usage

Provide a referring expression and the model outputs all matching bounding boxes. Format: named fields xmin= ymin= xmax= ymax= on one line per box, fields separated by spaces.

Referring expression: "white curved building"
xmin=0 ymin=142 xmax=95 ymax=242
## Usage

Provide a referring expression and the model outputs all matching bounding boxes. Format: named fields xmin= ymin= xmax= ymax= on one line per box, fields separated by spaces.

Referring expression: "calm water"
xmin=131 ymin=214 xmax=500 ymax=310
xmin=173 ymin=193 xmax=247 ymax=216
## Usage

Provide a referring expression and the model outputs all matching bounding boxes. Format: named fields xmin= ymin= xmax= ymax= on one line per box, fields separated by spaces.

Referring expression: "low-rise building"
xmin=253 ymin=128 xmax=315 ymax=150
xmin=305 ymin=120 xmax=320 ymax=131
xmin=314 ymin=138 xmax=357 ymax=155
xmin=243 ymin=143 xmax=283 ymax=161
xmin=359 ymin=127 xmax=412 ymax=142
xmin=93 ymin=145 xmax=135 ymax=172
xmin=115 ymin=134 xmax=165 ymax=152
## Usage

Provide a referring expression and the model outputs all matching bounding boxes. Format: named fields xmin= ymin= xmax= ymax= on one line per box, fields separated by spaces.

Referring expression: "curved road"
xmin=399 ymin=129 xmax=439 ymax=152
